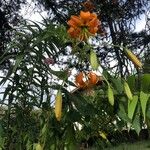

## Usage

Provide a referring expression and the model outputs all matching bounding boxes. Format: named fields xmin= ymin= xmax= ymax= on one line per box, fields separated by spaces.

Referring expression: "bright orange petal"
xmin=75 ymin=72 xmax=85 ymax=87
xmin=67 ymin=27 xmax=76 ymax=38
xmin=67 ymin=27 xmax=75 ymax=34
xmin=68 ymin=27 xmax=81 ymax=38
xmin=70 ymin=16 xmax=83 ymax=26
xmin=87 ymin=18 xmax=99 ymax=27
xmin=67 ymin=11 xmax=100 ymax=40
xmin=89 ymin=13 xmax=97 ymax=20
xmin=88 ymin=72 xmax=98 ymax=85
xmin=75 ymin=28 xmax=82 ymax=38
xmin=67 ymin=19 xmax=77 ymax=27
xmin=89 ymin=27 xmax=98 ymax=34
xmin=80 ymin=11 xmax=91 ymax=21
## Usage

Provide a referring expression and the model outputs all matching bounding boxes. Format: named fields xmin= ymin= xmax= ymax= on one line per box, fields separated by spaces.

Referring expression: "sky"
xmin=135 ymin=15 xmax=147 ymax=32
xmin=20 ymin=0 xmax=47 ymax=22
xmin=20 ymin=0 xmax=147 ymax=32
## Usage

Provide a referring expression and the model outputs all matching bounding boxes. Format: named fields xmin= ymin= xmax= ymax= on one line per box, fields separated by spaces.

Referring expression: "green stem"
xmin=98 ymin=68 xmax=110 ymax=86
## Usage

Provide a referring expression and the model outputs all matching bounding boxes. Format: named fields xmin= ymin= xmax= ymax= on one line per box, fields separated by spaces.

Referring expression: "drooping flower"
xmin=88 ymin=72 xmax=99 ymax=86
xmin=75 ymin=71 xmax=100 ymax=89
xmin=67 ymin=11 xmax=100 ymax=41
xmin=75 ymin=72 xmax=87 ymax=88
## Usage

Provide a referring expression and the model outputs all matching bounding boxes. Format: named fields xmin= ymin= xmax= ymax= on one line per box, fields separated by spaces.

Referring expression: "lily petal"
xmin=80 ymin=11 xmax=91 ymax=21
xmin=89 ymin=27 xmax=98 ymax=34
xmin=87 ymin=18 xmax=100 ymax=27
xmin=68 ymin=27 xmax=81 ymax=38
xmin=70 ymin=15 xmax=83 ymax=26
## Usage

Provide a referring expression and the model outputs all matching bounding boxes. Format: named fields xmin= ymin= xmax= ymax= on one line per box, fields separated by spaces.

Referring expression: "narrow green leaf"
xmin=27 ymin=20 xmax=42 ymax=32
xmin=141 ymin=74 xmax=150 ymax=93
xmin=118 ymin=104 xmax=131 ymax=123
xmin=0 ymin=67 xmax=13 ymax=85
xmin=132 ymin=104 xmax=141 ymax=135
xmin=3 ymin=85 xmax=11 ymax=101
xmin=0 ymin=54 xmax=15 ymax=65
xmin=48 ymin=69 xmax=68 ymax=80
xmin=111 ymin=78 xmax=123 ymax=94
xmin=12 ymin=54 xmax=24 ymax=73
xmin=127 ymin=75 xmax=136 ymax=92
xmin=41 ymin=124 xmax=47 ymax=135
xmin=128 ymin=95 xmax=138 ymax=120
xmin=140 ymin=91 xmax=150 ymax=121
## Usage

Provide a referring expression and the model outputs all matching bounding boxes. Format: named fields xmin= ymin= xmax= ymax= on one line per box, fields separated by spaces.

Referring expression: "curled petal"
xmin=67 ymin=11 xmax=101 ymax=40
xmin=88 ymin=72 xmax=98 ymax=85
xmin=75 ymin=72 xmax=85 ymax=87
xmin=67 ymin=27 xmax=76 ymax=37
xmin=80 ymin=11 xmax=91 ymax=21
xmin=67 ymin=19 xmax=78 ymax=27
xmin=67 ymin=27 xmax=74 ymax=34
xmin=89 ymin=13 xmax=97 ymax=20
xmin=70 ymin=16 xmax=83 ymax=26
xmin=87 ymin=18 xmax=100 ymax=27
xmin=68 ymin=27 xmax=81 ymax=38
xmin=89 ymin=27 xmax=98 ymax=34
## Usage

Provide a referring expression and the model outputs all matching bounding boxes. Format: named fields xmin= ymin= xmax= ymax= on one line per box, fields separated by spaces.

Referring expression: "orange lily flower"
xmin=75 ymin=72 xmax=87 ymax=88
xmin=88 ymin=72 xmax=98 ymax=86
xmin=75 ymin=72 xmax=100 ymax=89
xmin=67 ymin=11 xmax=100 ymax=41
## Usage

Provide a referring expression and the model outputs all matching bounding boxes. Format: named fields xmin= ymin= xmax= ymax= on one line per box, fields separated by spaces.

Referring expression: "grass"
xmin=88 ymin=140 xmax=150 ymax=150
xmin=105 ymin=140 xmax=150 ymax=150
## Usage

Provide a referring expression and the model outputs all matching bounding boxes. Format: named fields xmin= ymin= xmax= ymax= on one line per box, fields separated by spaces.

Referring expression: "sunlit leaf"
xmin=111 ymin=78 xmax=123 ymax=94
xmin=128 ymin=95 xmax=138 ymax=120
xmin=127 ymin=75 xmax=136 ymax=92
xmin=140 ymin=91 xmax=150 ymax=121
xmin=36 ymin=143 xmax=43 ymax=150
xmin=12 ymin=53 xmax=24 ymax=73
xmin=141 ymin=74 xmax=150 ymax=93
xmin=132 ymin=104 xmax=141 ymax=135
xmin=118 ymin=103 xmax=131 ymax=123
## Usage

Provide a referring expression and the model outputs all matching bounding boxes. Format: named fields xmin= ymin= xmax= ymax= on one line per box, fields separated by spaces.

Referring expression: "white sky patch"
xmin=135 ymin=14 xmax=147 ymax=32
xmin=20 ymin=0 xmax=48 ymax=22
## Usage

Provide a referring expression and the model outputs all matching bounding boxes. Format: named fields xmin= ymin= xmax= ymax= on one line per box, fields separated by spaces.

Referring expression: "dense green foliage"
xmin=0 ymin=20 xmax=149 ymax=149
xmin=0 ymin=0 xmax=150 ymax=149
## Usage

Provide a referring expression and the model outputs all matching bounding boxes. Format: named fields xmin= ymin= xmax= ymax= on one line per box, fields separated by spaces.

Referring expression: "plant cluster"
xmin=0 ymin=1 xmax=150 ymax=150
